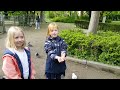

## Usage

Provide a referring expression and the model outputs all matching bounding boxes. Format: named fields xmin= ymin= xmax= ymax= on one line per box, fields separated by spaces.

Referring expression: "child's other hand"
xmin=58 ymin=57 xmax=65 ymax=63
xmin=55 ymin=56 xmax=64 ymax=63
xmin=59 ymin=57 xmax=66 ymax=63
xmin=61 ymin=52 xmax=66 ymax=61
xmin=57 ymin=57 xmax=63 ymax=63
xmin=61 ymin=56 xmax=66 ymax=61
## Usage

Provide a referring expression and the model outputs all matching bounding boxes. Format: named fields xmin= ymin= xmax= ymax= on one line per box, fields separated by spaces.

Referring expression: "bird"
xmin=28 ymin=42 xmax=33 ymax=47
xmin=72 ymin=73 xmax=77 ymax=79
xmin=82 ymin=60 xmax=87 ymax=65
xmin=35 ymin=53 xmax=40 ymax=58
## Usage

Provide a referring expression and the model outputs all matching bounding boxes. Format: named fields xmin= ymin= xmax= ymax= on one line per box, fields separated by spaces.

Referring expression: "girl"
xmin=44 ymin=22 xmax=68 ymax=79
xmin=2 ymin=26 xmax=36 ymax=79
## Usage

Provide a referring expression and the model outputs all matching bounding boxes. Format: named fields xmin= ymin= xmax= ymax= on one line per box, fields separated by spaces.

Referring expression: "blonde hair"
xmin=47 ymin=22 xmax=58 ymax=36
xmin=5 ymin=26 xmax=26 ymax=49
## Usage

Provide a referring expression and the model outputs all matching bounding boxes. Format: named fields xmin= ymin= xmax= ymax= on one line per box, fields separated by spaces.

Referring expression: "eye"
xmin=15 ymin=36 xmax=19 ymax=39
xmin=20 ymin=36 xmax=24 ymax=38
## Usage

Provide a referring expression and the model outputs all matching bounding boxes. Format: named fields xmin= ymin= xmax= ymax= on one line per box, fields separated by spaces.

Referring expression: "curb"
xmin=66 ymin=56 xmax=120 ymax=75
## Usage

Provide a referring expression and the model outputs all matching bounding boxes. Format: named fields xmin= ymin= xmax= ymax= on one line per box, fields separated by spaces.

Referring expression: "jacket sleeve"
xmin=30 ymin=58 xmax=36 ymax=79
xmin=61 ymin=39 xmax=68 ymax=56
xmin=44 ymin=40 xmax=57 ymax=60
xmin=2 ymin=56 xmax=22 ymax=79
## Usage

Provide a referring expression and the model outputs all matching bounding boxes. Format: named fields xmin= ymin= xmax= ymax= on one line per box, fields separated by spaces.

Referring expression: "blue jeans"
xmin=35 ymin=21 xmax=40 ymax=29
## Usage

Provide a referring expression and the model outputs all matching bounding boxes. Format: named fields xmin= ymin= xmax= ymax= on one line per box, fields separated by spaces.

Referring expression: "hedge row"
xmin=75 ymin=20 xmax=120 ymax=32
xmin=59 ymin=30 xmax=120 ymax=66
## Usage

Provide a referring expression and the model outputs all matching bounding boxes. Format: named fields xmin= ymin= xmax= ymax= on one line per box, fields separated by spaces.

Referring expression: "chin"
xmin=52 ymin=35 xmax=57 ymax=37
xmin=53 ymin=36 xmax=57 ymax=38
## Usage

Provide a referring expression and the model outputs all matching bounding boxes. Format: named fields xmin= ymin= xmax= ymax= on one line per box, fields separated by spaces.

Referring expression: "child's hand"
xmin=57 ymin=57 xmax=63 ymax=63
xmin=55 ymin=56 xmax=65 ymax=63
xmin=61 ymin=56 xmax=66 ymax=61
xmin=61 ymin=52 xmax=66 ymax=61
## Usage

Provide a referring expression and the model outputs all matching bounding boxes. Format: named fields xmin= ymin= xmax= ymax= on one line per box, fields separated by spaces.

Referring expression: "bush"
xmin=75 ymin=20 xmax=120 ymax=32
xmin=49 ymin=12 xmax=55 ymax=18
xmin=51 ymin=16 xmax=76 ymax=23
xmin=79 ymin=15 xmax=89 ymax=21
xmin=59 ymin=29 xmax=120 ymax=66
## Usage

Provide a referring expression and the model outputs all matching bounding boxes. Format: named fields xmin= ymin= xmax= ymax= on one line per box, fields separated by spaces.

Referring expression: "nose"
xmin=18 ymin=37 xmax=23 ymax=41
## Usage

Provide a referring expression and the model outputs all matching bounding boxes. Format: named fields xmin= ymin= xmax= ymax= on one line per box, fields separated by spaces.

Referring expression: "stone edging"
xmin=66 ymin=56 xmax=120 ymax=75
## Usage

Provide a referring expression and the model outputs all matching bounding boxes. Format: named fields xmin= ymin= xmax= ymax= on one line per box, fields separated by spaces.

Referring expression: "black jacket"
xmin=44 ymin=36 xmax=68 ymax=74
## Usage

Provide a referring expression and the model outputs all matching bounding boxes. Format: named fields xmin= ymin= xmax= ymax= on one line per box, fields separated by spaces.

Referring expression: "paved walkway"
xmin=0 ymin=22 xmax=120 ymax=79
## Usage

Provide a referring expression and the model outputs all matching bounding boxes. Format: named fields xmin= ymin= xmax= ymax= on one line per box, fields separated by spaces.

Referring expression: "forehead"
xmin=49 ymin=24 xmax=58 ymax=29
xmin=49 ymin=26 xmax=58 ymax=32
xmin=50 ymin=26 xmax=58 ymax=30
xmin=14 ymin=30 xmax=24 ymax=36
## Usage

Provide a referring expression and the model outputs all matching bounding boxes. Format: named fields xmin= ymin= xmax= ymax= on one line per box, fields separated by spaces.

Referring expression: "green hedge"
xmin=75 ymin=20 xmax=120 ymax=32
xmin=51 ymin=16 xmax=76 ymax=23
xmin=59 ymin=30 xmax=120 ymax=66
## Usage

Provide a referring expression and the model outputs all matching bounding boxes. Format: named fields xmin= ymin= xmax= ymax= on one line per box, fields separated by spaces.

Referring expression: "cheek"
xmin=50 ymin=32 xmax=53 ymax=35
xmin=14 ymin=39 xmax=17 ymax=43
xmin=22 ymin=38 xmax=25 ymax=41
xmin=55 ymin=31 xmax=58 ymax=34
xmin=14 ymin=40 xmax=18 ymax=46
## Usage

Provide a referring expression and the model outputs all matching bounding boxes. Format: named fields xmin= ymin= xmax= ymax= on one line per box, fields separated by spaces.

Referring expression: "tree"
xmin=0 ymin=12 xmax=6 ymax=33
xmin=88 ymin=11 xmax=91 ymax=20
xmin=87 ymin=11 xmax=100 ymax=36
xmin=40 ymin=11 xmax=45 ymax=23
xmin=74 ymin=11 xmax=78 ymax=20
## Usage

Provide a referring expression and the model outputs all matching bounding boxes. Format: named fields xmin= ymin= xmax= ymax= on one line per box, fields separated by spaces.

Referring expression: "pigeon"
xmin=72 ymin=73 xmax=77 ymax=79
xmin=28 ymin=42 xmax=33 ymax=47
xmin=35 ymin=53 xmax=40 ymax=58
xmin=82 ymin=60 xmax=87 ymax=65
xmin=1 ymin=76 xmax=8 ymax=79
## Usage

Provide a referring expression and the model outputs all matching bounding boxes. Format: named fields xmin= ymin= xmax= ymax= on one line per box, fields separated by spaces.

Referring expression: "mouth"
xmin=17 ymin=42 xmax=24 ymax=45
xmin=53 ymin=34 xmax=56 ymax=35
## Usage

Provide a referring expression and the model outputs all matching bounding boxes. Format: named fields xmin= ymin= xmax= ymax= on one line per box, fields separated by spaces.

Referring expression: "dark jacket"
xmin=36 ymin=15 xmax=40 ymax=22
xmin=44 ymin=36 xmax=68 ymax=74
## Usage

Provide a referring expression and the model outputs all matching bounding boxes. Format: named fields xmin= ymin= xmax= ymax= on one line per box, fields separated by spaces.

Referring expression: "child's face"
xmin=14 ymin=31 xmax=25 ymax=49
xmin=50 ymin=29 xmax=58 ymax=38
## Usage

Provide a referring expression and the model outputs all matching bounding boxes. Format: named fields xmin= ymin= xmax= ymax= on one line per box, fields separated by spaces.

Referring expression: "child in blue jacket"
xmin=44 ymin=22 xmax=68 ymax=79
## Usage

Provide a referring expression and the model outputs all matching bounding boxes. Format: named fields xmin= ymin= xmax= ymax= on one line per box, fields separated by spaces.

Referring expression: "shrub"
xmin=75 ymin=20 xmax=120 ymax=32
xmin=59 ymin=29 xmax=120 ymax=66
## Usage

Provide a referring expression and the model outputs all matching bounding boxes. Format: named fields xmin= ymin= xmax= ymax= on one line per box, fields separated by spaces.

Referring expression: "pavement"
xmin=67 ymin=56 xmax=120 ymax=75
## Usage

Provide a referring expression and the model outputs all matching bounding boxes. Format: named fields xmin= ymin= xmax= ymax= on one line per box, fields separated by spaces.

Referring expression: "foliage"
xmin=59 ymin=29 xmax=120 ymax=66
xmin=79 ymin=15 xmax=89 ymax=21
xmin=104 ymin=11 xmax=120 ymax=21
xmin=7 ymin=11 xmax=27 ymax=16
xmin=51 ymin=16 xmax=76 ymax=23
xmin=75 ymin=20 xmax=120 ymax=32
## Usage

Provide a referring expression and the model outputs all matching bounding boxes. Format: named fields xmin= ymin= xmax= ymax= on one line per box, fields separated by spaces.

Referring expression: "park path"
xmin=0 ymin=22 xmax=120 ymax=79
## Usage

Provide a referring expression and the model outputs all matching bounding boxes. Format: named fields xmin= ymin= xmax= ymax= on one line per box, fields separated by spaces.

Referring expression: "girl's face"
xmin=14 ymin=31 xmax=25 ymax=49
xmin=50 ymin=29 xmax=58 ymax=38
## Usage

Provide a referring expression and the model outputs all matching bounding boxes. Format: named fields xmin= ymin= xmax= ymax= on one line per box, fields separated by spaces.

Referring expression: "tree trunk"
xmin=2 ymin=19 xmax=6 ymax=33
xmin=69 ymin=11 xmax=72 ymax=17
xmin=87 ymin=11 xmax=100 ymax=36
xmin=14 ymin=16 xmax=16 ymax=25
xmin=81 ymin=11 xmax=83 ymax=16
xmin=74 ymin=11 xmax=78 ymax=19
xmin=1 ymin=12 xmax=6 ymax=33
xmin=88 ymin=11 xmax=91 ymax=20
xmin=102 ymin=16 xmax=106 ymax=23
xmin=40 ymin=11 xmax=45 ymax=23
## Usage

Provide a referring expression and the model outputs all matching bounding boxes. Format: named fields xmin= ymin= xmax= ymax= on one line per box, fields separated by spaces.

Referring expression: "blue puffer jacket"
xmin=44 ymin=36 xmax=68 ymax=74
